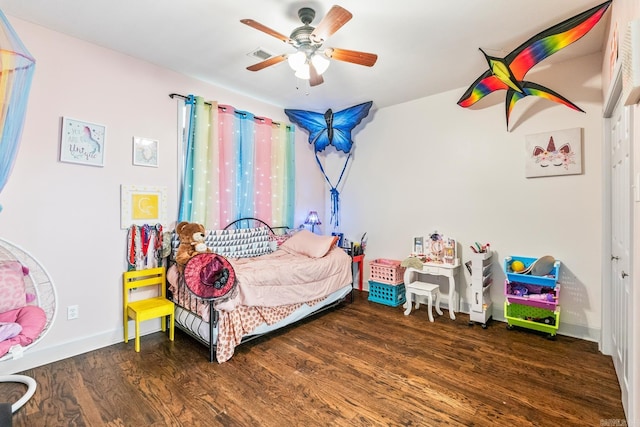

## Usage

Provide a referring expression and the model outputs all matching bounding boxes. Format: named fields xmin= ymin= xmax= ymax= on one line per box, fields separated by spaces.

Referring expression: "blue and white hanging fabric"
xmin=0 ymin=10 xmax=36 ymax=213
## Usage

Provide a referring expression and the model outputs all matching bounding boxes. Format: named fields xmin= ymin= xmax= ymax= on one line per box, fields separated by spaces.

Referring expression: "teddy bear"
xmin=191 ymin=232 xmax=208 ymax=254
xmin=175 ymin=221 xmax=211 ymax=271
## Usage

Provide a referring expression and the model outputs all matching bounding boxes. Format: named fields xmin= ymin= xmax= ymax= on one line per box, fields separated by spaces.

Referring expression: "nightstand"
xmin=342 ymin=246 xmax=365 ymax=291
xmin=352 ymin=253 xmax=365 ymax=291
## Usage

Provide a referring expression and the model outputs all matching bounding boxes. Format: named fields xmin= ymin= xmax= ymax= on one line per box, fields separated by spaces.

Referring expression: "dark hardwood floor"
xmin=1 ymin=291 xmax=626 ymax=426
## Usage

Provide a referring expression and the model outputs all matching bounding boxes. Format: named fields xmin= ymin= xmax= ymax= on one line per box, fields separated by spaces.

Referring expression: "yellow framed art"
xmin=120 ymin=184 xmax=168 ymax=229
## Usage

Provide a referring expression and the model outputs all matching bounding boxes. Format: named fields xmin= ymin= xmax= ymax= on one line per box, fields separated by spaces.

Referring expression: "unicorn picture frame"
xmin=525 ymin=127 xmax=582 ymax=178
xmin=59 ymin=117 xmax=106 ymax=167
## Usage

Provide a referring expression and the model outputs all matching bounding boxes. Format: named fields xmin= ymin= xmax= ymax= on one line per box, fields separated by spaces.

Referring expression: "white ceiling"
xmin=0 ymin=0 xmax=610 ymax=112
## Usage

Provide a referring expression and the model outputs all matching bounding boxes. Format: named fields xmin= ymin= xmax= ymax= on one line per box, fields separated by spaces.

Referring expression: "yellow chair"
xmin=123 ymin=267 xmax=175 ymax=352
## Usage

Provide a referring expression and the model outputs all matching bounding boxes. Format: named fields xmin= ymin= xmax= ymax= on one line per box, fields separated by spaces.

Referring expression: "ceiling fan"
xmin=241 ymin=5 xmax=378 ymax=86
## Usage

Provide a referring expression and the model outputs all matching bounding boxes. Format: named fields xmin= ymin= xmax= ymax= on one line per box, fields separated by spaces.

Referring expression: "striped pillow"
xmin=171 ymin=226 xmax=273 ymax=259
xmin=205 ymin=226 xmax=272 ymax=258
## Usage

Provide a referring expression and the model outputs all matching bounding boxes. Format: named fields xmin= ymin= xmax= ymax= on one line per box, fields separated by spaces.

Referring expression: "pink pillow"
xmin=279 ymin=230 xmax=338 ymax=258
xmin=0 ymin=261 xmax=27 ymax=313
xmin=0 ymin=306 xmax=46 ymax=357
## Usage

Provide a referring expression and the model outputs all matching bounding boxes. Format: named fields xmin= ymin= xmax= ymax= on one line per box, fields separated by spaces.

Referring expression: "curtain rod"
xmin=169 ymin=93 xmax=213 ymax=107
xmin=169 ymin=93 xmax=290 ymax=128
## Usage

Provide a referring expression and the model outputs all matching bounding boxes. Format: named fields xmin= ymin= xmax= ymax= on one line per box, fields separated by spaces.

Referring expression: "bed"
xmin=166 ymin=218 xmax=354 ymax=363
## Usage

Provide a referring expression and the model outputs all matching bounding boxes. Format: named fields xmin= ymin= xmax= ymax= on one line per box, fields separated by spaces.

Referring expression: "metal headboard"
xmin=223 ymin=217 xmax=290 ymax=235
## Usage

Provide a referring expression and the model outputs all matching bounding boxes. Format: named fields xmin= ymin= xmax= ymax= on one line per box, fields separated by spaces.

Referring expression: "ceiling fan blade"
xmin=240 ymin=19 xmax=293 ymax=44
xmin=309 ymin=62 xmax=324 ymax=87
xmin=246 ymin=54 xmax=287 ymax=71
xmin=310 ymin=5 xmax=352 ymax=43
xmin=326 ymin=48 xmax=378 ymax=67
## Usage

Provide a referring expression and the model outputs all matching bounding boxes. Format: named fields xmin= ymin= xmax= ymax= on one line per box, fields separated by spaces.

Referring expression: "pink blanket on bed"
xmin=167 ymin=246 xmax=352 ymax=318
xmin=217 ymin=246 xmax=352 ymax=311
xmin=168 ymin=246 xmax=352 ymax=362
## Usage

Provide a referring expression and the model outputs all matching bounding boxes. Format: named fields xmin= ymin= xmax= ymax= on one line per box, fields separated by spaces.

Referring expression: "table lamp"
xmin=304 ymin=211 xmax=321 ymax=233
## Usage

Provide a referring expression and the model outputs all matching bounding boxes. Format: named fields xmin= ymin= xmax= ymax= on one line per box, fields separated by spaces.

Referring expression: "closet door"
xmin=608 ymin=95 xmax=632 ymax=418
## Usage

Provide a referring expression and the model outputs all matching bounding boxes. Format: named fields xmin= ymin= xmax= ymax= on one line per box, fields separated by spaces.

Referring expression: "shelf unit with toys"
xmin=468 ymin=250 xmax=493 ymax=328
xmin=503 ymin=255 xmax=561 ymax=339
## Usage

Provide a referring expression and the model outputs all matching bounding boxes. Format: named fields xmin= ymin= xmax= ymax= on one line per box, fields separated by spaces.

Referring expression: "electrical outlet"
xmin=67 ymin=305 xmax=79 ymax=320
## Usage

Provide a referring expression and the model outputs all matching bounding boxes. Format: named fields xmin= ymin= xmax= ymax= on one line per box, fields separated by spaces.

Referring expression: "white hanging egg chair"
xmin=0 ymin=237 xmax=57 ymax=422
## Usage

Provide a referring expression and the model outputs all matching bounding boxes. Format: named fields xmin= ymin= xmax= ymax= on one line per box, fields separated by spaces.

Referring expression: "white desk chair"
xmin=403 ymin=281 xmax=443 ymax=322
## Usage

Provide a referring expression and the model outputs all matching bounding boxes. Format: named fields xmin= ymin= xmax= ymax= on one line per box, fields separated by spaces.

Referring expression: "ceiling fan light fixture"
xmin=311 ymin=53 xmax=330 ymax=75
xmin=243 ymin=5 xmax=377 ymax=86
xmin=287 ymin=51 xmax=307 ymax=71
xmin=294 ymin=63 xmax=310 ymax=80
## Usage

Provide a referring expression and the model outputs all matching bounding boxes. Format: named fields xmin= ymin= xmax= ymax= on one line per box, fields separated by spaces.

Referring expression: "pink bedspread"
xmin=168 ymin=246 xmax=352 ymax=318
xmin=217 ymin=246 xmax=352 ymax=311
xmin=167 ymin=246 xmax=352 ymax=362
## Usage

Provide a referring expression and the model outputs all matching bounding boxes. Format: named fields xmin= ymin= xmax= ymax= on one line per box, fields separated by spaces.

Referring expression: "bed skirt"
xmin=174 ymin=284 xmax=353 ymax=362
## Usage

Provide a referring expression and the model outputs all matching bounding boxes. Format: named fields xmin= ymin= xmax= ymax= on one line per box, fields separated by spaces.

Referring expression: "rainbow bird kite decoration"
xmin=457 ymin=1 xmax=611 ymax=130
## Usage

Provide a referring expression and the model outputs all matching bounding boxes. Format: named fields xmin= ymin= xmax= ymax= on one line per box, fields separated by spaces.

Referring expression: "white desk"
xmin=403 ymin=260 xmax=460 ymax=320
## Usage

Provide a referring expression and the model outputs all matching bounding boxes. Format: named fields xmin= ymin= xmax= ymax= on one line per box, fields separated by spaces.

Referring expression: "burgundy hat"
xmin=183 ymin=253 xmax=236 ymax=301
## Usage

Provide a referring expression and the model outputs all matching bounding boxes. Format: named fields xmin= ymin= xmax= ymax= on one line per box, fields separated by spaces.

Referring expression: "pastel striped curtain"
xmin=271 ymin=122 xmax=295 ymax=228
xmin=254 ymin=116 xmax=273 ymax=225
xmin=235 ymin=109 xmax=255 ymax=219
xmin=177 ymin=96 xmax=295 ymax=229
xmin=178 ymin=95 xmax=213 ymax=223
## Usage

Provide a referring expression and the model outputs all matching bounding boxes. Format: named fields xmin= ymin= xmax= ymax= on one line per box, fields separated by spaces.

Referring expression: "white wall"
xmin=336 ymin=52 xmax=605 ymax=341
xmin=0 ymin=16 xmax=324 ymax=373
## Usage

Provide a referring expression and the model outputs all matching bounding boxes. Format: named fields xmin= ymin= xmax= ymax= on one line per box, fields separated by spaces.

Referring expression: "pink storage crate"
xmin=369 ymin=259 xmax=406 ymax=284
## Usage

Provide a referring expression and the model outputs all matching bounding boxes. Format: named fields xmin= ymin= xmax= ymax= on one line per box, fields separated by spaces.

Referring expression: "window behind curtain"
xmin=176 ymin=95 xmax=295 ymax=230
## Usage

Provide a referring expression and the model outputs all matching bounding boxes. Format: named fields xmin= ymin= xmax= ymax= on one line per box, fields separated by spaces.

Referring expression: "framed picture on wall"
xmin=525 ymin=128 xmax=582 ymax=178
xmin=59 ymin=117 xmax=106 ymax=167
xmin=132 ymin=137 xmax=159 ymax=167
xmin=120 ymin=184 xmax=168 ymax=229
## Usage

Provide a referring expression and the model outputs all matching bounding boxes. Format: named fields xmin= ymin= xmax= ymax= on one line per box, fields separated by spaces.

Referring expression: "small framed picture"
xmin=413 ymin=236 xmax=424 ymax=255
xmin=133 ymin=137 xmax=159 ymax=167
xmin=120 ymin=184 xmax=168 ymax=229
xmin=525 ymin=128 xmax=582 ymax=178
xmin=59 ymin=117 xmax=106 ymax=167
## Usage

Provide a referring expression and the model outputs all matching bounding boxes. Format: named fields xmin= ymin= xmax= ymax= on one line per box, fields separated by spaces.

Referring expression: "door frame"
xmin=601 ymin=62 xmax=623 ymax=355
xmin=602 ymin=61 xmax=638 ymax=423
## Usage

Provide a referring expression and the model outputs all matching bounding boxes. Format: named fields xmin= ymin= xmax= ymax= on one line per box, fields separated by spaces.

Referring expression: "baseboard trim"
xmin=460 ymin=302 xmax=601 ymax=343
xmin=0 ymin=323 xmax=162 ymax=374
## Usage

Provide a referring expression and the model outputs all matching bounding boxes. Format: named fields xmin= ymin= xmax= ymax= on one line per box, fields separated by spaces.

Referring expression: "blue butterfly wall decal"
xmin=284 ymin=101 xmax=373 ymax=154
xmin=284 ymin=101 xmax=373 ymax=228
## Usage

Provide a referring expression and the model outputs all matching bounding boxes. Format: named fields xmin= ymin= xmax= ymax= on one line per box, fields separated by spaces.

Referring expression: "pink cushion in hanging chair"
xmin=0 ymin=305 xmax=46 ymax=357
xmin=0 ymin=260 xmax=28 ymax=313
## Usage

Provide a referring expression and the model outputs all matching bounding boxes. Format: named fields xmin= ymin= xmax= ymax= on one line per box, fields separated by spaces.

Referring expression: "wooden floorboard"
xmin=1 ymin=291 xmax=627 ymax=426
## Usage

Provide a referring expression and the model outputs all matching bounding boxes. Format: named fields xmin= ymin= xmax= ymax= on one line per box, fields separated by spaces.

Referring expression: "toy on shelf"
xmin=504 ymin=255 xmax=561 ymax=339
xmin=469 ymin=241 xmax=490 ymax=254
xmin=410 ymin=231 xmax=458 ymax=266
